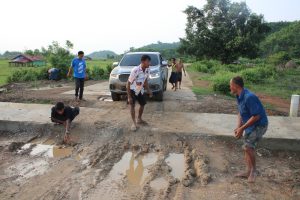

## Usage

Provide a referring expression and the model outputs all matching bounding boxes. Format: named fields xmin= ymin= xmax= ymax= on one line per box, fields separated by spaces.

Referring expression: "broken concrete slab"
xmin=0 ymin=102 xmax=299 ymax=144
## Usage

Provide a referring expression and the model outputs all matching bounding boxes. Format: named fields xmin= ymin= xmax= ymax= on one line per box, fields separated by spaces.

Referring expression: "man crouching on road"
xmin=51 ymin=102 xmax=80 ymax=143
xmin=126 ymin=55 xmax=153 ymax=131
xmin=230 ymin=76 xmax=268 ymax=183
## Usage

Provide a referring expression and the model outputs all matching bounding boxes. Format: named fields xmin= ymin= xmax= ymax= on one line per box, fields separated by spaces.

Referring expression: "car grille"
xmin=119 ymin=74 xmax=130 ymax=82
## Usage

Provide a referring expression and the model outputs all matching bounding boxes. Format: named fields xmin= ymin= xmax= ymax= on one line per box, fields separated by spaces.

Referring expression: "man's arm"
xmin=235 ymin=115 xmax=260 ymax=138
xmin=65 ymin=119 xmax=71 ymax=133
xmin=67 ymin=67 xmax=72 ymax=77
xmin=236 ymin=113 xmax=243 ymax=129
xmin=126 ymin=81 xmax=133 ymax=104
xmin=183 ymin=65 xmax=186 ymax=75
xmin=240 ymin=115 xmax=260 ymax=130
xmin=144 ymin=79 xmax=153 ymax=97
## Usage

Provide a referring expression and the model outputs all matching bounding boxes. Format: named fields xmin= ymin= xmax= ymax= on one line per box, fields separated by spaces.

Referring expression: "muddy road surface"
xmin=0 ymin=72 xmax=299 ymax=199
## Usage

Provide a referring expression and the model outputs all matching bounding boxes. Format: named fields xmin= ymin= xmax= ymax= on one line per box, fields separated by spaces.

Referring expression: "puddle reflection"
xmin=110 ymin=152 xmax=158 ymax=186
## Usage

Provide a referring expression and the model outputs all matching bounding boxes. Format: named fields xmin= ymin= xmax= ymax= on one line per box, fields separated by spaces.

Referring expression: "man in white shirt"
xmin=126 ymin=55 xmax=153 ymax=131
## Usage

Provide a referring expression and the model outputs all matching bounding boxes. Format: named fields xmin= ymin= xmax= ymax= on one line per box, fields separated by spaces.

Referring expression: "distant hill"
xmin=0 ymin=51 xmax=22 ymax=59
xmin=87 ymin=50 xmax=117 ymax=60
xmin=261 ymin=21 xmax=300 ymax=57
xmin=132 ymin=41 xmax=181 ymax=59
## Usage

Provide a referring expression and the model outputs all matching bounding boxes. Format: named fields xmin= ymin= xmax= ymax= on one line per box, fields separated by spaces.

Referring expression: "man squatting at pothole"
xmin=126 ymin=55 xmax=153 ymax=131
xmin=230 ymin=76 xmax=268 ymax=183
xmin=51 ymin=102 xmax=80 ymax=143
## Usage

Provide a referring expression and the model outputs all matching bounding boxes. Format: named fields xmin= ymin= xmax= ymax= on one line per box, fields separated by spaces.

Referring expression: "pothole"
xmin=165 ymin=153 xmax=185 ymax=179
xmin=110 ymin=151 xmax=158 ymax=186
xmin=19 ymin=143 xmax=73 ymax=158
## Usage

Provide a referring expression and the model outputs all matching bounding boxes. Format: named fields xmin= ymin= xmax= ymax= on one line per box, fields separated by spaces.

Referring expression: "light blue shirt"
xmin=71 ymin=58 xmax=86 ymax=78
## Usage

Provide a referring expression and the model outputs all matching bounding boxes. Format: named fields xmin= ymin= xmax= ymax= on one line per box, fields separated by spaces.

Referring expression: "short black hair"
xmin=171 ymin=58 xmax=176 ymax=61
xmin=55 ymin=102 xmax=65 ymax=111
xmin=141 ymin=55 xmax=151 ymax=62
xmin=78 ymin=51 xmax=84 ymax=55
xmin=232 ymin=76 xmax=244 ymax=88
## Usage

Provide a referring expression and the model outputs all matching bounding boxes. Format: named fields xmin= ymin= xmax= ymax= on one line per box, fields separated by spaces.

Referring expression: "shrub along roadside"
xmin=87 ymin=64 xmax=112 ymax=80
xmin=209 ymin=71 xmax=237 ymax=94
xmin=7 ymin=67 xmax=48 ymax=83
xmin=7 ymin=63 xmax=113 ymax=83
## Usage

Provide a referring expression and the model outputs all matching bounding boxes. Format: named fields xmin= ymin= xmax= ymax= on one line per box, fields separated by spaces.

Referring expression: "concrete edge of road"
xmin=1 ymin=120 xmax=299 ymax=151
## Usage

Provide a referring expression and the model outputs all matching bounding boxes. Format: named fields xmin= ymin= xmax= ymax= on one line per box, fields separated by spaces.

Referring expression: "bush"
xmin=240 ymin=65 xmax=277 ymax=83
xmin=223 ymin=64 xmax=246 ymax=72
xmin=211 ymin=71 xmax=237 ymax=94
xmin=7 ymin=67 xmax=48 ymax=83
xmin=106 ymin=64 xmax=113 ymax=74
xmin=267 ymin=52 xmax=291 ymax=66
xmin=192 ymin=60 xmax=222 ymax=74
xmin=88 ymin=66 xmax=108 ymax=80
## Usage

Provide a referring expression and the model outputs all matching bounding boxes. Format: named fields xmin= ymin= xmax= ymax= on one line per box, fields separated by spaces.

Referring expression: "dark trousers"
xmin=75 ymin=78 xmax=85 ymax=99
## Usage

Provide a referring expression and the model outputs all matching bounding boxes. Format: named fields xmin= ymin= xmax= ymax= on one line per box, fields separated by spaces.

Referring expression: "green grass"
xmin=0 ymin=59 xmax=115 ymax=86
xmin=0 ymin=59 xmax=39 ymax=86
xmin=247 ymin=69 xmax=300 ymax=99
xmin=86 ymin=59 xmax=115 ymax=71
xmin=189 ymin=59 xmax=300 ymax=99
xmin=192 ymin=86 xmax=213 ymax=95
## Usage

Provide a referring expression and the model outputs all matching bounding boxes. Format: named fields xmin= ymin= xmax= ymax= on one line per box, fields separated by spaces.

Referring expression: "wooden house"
xmin=9 ymin=54 xmax=46 ymax=67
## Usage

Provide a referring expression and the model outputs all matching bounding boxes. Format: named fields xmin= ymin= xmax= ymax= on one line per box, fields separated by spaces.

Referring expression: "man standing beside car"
xmin=126 ymin=55 xmax=153 ymax=131
xmin=67 ymin=51 xmax=87 ymax=101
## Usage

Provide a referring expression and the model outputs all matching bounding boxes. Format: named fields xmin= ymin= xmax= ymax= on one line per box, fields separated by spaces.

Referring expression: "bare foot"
xmin=248 ymin=171 xmax=257 ymax=183
xmin=131 ymin=124 xmax=137 ymax=131
xmin=235 ymin=171 xmax=250 ymax=178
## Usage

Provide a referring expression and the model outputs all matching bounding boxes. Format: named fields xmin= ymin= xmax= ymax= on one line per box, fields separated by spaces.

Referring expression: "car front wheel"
xmin=154 ymin=90 xmax=163 ymax=101
xmin=111 ymin=92 xmax=121 ymax=101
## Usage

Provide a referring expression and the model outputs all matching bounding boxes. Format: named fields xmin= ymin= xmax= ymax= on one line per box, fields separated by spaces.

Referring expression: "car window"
xmin=119 ymin=54 xmax=159 ymax=66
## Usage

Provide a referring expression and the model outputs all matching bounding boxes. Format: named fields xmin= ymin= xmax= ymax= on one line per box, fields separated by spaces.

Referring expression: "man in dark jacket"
xmin=51 ymin=102 xmax=80 ymax=143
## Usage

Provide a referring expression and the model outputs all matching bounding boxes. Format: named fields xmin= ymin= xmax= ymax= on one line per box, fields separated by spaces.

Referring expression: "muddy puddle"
xmin=19 ymin=142 xmax=73 ymax=158
xmin=165 ymin=153 xmax=185 ymax=179
xmin=88 ymin=151 xmax=159 ymax=199
xmin=110 ymin=151 xmax=158 ymax=186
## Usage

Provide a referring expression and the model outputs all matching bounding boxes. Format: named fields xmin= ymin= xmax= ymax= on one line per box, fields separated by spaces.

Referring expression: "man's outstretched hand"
xmin=64 ymin=132 xmax=71 ymax=144
xmin=234 ymin=127 xmax=244 ymax=139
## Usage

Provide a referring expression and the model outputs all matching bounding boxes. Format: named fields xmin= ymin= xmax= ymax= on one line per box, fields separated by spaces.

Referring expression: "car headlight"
xmin=150 ymin=72 xmax=160 ymax=79
xmin=110 ymin=74 xmax=119 ymax=79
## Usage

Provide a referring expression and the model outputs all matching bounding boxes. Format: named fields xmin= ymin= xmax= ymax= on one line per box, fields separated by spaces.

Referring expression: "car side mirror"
xmin=112 ymin=62 xmax=119 ymax=68
xmin=162 ymin=61 xmax=168 ymax=67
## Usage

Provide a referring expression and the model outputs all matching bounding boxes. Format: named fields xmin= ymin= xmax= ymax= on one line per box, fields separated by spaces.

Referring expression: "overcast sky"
xmin=0 ymin=0 xmax=299 ymax=54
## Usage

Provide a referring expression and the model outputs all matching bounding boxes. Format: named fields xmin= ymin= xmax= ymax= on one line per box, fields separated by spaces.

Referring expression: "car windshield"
xmin=119 ymin=54 xmax=159 ymax=66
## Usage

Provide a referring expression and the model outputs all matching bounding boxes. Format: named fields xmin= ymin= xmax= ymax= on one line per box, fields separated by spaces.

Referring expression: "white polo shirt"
xmin=128 ymin=65 xmax=150 ymax=95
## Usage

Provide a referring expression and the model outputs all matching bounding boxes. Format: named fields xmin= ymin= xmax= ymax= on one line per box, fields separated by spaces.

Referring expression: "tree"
xmin=261 ymin=21 xmax=300 ymax=58
xmin=44 ymin=41 xmax=74 ymax=77
xmin=179 ymin=0 xmax=270 ymax=63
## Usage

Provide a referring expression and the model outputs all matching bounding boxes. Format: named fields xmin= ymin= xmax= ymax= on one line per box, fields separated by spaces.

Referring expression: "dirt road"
xmin=0 ymin=71 xmax=299 ymax=199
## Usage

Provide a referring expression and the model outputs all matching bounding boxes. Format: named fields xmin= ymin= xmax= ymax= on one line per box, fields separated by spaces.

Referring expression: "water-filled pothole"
xmin=19 ymin=143 xmax=73 ymax=158
xmin=165 ymin=153 xmax=185 ymax=179
xmin=110 ymin=151 xmax=158 ymax=186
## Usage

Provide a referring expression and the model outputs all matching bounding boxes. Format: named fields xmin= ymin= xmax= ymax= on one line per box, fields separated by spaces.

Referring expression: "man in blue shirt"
xmin=230 ymin=76 xmax=268 ymax=183
xmin=67 ymin=51 xmax=87 ymax=101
